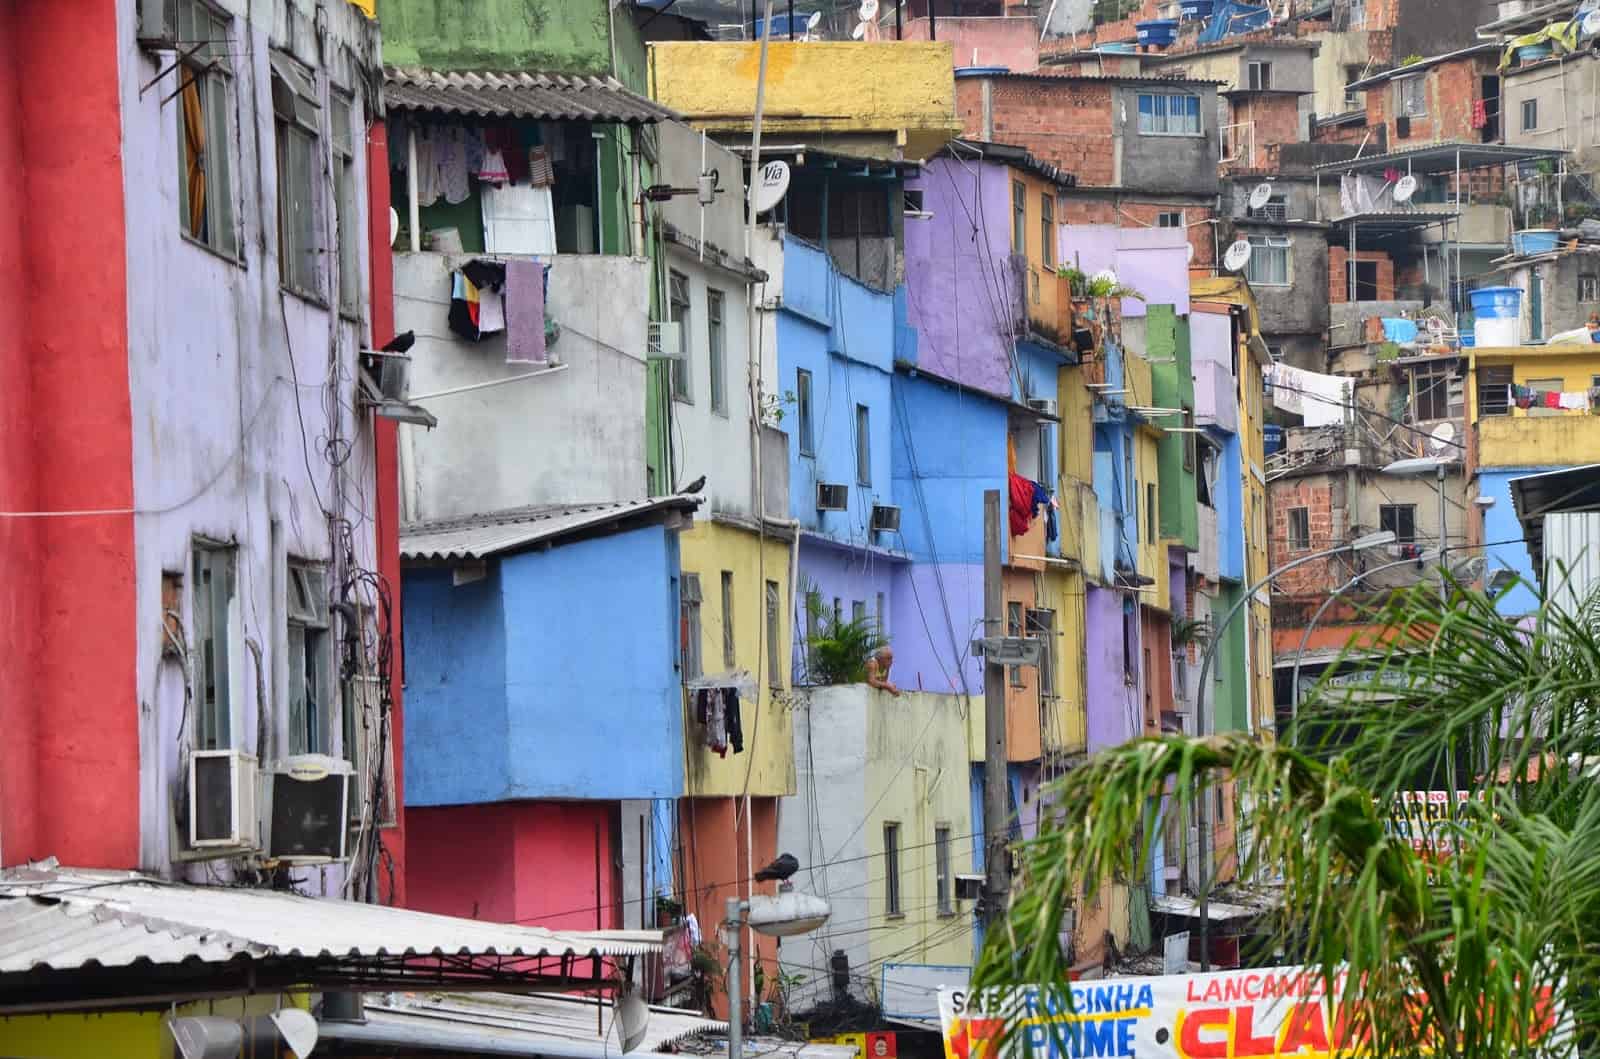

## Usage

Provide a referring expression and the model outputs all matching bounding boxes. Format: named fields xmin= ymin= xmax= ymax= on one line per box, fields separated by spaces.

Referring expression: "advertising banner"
xmin=939 ymin=967 xmax=1563 ymax=1059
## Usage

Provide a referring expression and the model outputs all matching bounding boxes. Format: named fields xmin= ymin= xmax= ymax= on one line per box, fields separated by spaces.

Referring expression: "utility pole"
xmin=725 ymin=897 xmax=744 ymax=1059
xmin=982 ymin=490 xmax=1010 ymax=929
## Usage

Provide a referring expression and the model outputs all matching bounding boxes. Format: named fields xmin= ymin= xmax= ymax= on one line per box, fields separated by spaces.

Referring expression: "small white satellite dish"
xmin=1582 ymin=8 xmax=1600 ymax=36
xmin=1394 ymin=174 xmax=1419 ymax=204
xmin=614 ymin=986 xmax=651 ymax=1053
xmin=389 ymin=207 xmax=399 ymax=248
xmin=859 ymin=0 xmax=879 ymax=17
xmin=807 ymin=9 xmax=822 ymax=27
xmin=270 ymin=1009 xmax=320 ymax=1059
xmin=1186 ymin=241 xmax=1196 ymax=263
xmin=753 ymin=159 xmax=791 ymax=214
xmin=851 ymin=21 xmax=865 ymax=37
xmin=1223 ymin=238 xmax=1253 ymax=272
xmin=1248 ymin=182 xmax=1273 ymax=210
xmin=1426 ymin=421 xmax=1457 ymax=456
xmin=169 ymin=1018 xmax=244 ymax=1059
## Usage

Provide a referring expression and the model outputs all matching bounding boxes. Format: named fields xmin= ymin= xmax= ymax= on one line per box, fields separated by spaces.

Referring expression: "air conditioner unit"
xmin=817 ymin=482 xmax=849 ymax=511
xmin=870 ymin=504 xmax=901 ymax=533
xmin=189 ymin=749 xmax=260 ymax=850
xmin=259 ymin=754 xmax=354 ymax=864
xmin=1027 ymin=397 xmax=1058 ymax=417
xmin=954 ymin=873 xmax=985 ymax=901
xmin=137 ymin=0 xmax=177 ymax=48
xmin=647 ymin=321 xmax=684 ymax=360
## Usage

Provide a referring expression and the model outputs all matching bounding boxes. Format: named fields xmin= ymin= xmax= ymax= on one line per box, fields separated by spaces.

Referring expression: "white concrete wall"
xmin=122 ymin=0 xmax=380 ymax=889
xmin=396 ymin=252 xmax=651 ymax=521
xmin=1503 ymin=54 xmax=1600 ymax=173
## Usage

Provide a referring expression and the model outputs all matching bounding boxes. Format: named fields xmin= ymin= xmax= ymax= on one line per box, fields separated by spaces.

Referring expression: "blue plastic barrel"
xmin=1136 ymin=19 xmax=1179 ymax=45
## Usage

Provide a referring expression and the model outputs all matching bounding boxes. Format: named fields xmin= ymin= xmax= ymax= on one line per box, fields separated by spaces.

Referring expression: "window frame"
xmin=287 ymin=560 xmax=333 ymax=756
xmin=1246 ymin=234 xmax=1292 ymax=287
xmin=1287 ymin=506 xmax=1310 ymax=551
xmin=1040 ymin=191 xmax=1055 ymax=268
xmin=796 ymin=368 xmax=815 ymax=457
xmin=855 ymin=403 xmax=872 ymax=487
xmin=707 ymin=288 xmax=728 ymax=416
xmin=272 ymin=51 xmax=325 ymax=302
xmin=680 ymin=572 xmax=703 ymax=680
xmin=669 ymin=271 xmax=692 ymax=403
xmin=192 ymin=540 xmax=237 ymax=751
xmin=1379 ymin=503 xmax=1417 ymax=544
xmin=1146 ymin=481 xmax=1157 ymax=543
xmin=1137 ymin=92 xmax=1204 ymax=137
xmin=1156 ymin=210 xmax=1184 ymax=229
xmin=332 ymin=90 xmax=362 ymax=319
xmin=934 ymin=824 xmax=954 ymax=916
xmin=1247 ymin=60 xmax=1272 ymax=91
xmin=1477 ymin=365 xmax=1513 ymax=417
xmin=1007 ymin=600 xmax=1025 ymax=687
xmin=1395 ymin=75 xmax=1427 ymax=119
xmin=766 ymin=580 xmax=782 ymax=691
xmin=1027 ymin=607 xmax=1055 ymax=699
xmin=1521 ymin=97 xmax=1538 ymax=132
xmin=883 ymin=822 xmax=903 ymax=917
xmin=1012 ymin=180 xmax=1027 ymax=254
xmin=720 ymin=570 xmax=736 ymax=671
xmin=1527 ymin=376 xmax=1564 ymax=418
xmin=1411 ymin=361 xmax=1462 ymax=421
xmin=176 ymin=0 xmax=238 ymax=260
xmin=1579 ymin=274 xmax=1598 ymax=302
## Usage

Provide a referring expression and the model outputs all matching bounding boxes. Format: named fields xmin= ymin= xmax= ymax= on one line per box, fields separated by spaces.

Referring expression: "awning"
xmin=402 ymin=496 xmax=701 ymax=562
xmin=385 ymin=67 xmax=680 ymax=125
xmin=319 ymin=991 xmax=726 ymax=1057
xmin=1313 ymin=142 xmax=1568 ymax=176
xmin=1510 ymin=463 xmax=1600 ymax=570
xmin=1326 ymin=210 xmax=1459 ymax=240
xmin=1150 ymin=893 xmax=1271 ymax=922
xmin=0 ymin=866 xmax=660 ymax=1012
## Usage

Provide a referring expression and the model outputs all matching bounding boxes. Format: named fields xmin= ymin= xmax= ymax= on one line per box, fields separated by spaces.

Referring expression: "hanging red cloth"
xmin=1470 ymin=99 xmax=1488 ymax=129
xmin=1008 ymin=473 xmax=1035 ymax=536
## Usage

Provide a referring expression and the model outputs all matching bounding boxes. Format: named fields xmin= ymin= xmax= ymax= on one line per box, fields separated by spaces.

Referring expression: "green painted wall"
xmin=1211 ymin=582 xmax=1248 ymax=734
xmin=378 ymin=0 xmax=613 ymax=73
xmin=1149 ymin=305 xmax=1198 ymax=551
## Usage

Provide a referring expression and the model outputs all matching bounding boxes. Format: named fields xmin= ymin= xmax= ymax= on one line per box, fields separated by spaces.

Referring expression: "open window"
xmin=272 ymin=51 xmax=324 ymax=299
xmin=176 ymin=0 xmax=236 ymax=257
xmin=287 ymin=561 xmax=332 ymax=755
xmin=192 ymin=541 xmax=238 ymax=750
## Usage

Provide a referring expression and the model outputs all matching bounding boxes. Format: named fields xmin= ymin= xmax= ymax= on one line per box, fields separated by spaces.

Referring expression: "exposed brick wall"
xmin=1269 ymin=478 xmax=1344 ymax=596
xmin=1059 ymin=195 xmax=1218 ymax=267
xmin=1225 ymin=94 xmax=1303 ymax=172
xmin=958 ymin=77 xmax=1119 ymax=186
xmin=1328 ymin=246 xmax=1395 ymax=303
xmin=1369 ymin=56 xmax=1497 ymax=149
xmin=1313 ymin=118 xmax=1374 ymax=146
xmin=1037 ymin=0 xmax=1168 ymax=54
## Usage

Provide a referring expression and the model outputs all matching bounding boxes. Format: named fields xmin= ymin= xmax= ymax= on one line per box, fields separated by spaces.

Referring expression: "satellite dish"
xmin=389 ymin=207 xmax=399 ymax=248
xmin=271 ymin=1010 xmax=320 ymax=1059
xmin=1248 ymin=182 xmax=1273 ymax=210
xmin=169 ymin=1018 xmax=244 ymax=1059
xmin=851 ymin=21 xmax=865 ymax=37
xmin=1186 ymin=241 xmax=1196 ymax=263
xmin=753 ymin=159 xmax=791 ymax=214
xmin=807 ymin=10 xmax=822 ymax=27
xmin=1223 ymin=239 xmax=1253 ymax=272
xmin=1426 ymin=421 xmax=1457 ymax=456
xmin=614 ymin=985 xmax=651 ymax=1053
xmin=859 ymin=0 xmax=879 ymax=16
xmin=1394 ymin=174 xmax=1419 ymax=204
xmin=1583 ymin=8 xmax=1600 ymax=36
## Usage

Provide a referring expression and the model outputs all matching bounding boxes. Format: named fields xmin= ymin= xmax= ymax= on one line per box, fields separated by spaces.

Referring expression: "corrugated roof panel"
xmin=366 ymin=991 xmax=727 ymax=1053
xmin=401 ymin=497 xmax=700 ymax=561
xmin=384 ymin=67 xmax=680 ymax=124
xmin=0 ymin=870 xmax=660 ymax=975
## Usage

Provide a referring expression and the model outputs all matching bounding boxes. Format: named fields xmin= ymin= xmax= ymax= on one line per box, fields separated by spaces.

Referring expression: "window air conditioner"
xmin=1026 ymin=397 xmax=1058 ymax=417
xmin=870 ymin=504 xmax=902 ymax=533
xmin=647 ymin=321 xmax=684 ymax=360
xmin=189 ymin=749 xmax=260 ymax=850
xmin=817 ymin=482 xmax=849 ymax=511
xmin=259 ymin=754 xmax=354 ymax=864
xmin=137 ymin=0 xmax=178 ymax=48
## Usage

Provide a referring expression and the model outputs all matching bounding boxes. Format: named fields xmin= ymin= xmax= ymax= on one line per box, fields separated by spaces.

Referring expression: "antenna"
xmin=1248 ymin=182 xmax=1273 ymax=211
xmin=753 ymin=159 xmax=791 ymax=215
xmin=1223 ymin=239 xmax=1253 ymax=272
xmin=1394 ymin=174 xmax=1418 ymax=205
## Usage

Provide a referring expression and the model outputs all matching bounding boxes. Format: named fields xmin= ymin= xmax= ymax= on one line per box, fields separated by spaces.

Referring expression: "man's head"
xmin=873 ymin=646 xmax=893 ymax=666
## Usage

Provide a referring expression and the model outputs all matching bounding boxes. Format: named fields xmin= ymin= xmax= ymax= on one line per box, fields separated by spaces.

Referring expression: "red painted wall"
xmin=678 ymin=796 xmax=778 ymax=1019
xmin=366 ymin=120 xmax=407 ymax=907
xmin=0 ymin=0 xmax=138 ymax=868
xmin=408 ymin=801 xmax=622 ymax=929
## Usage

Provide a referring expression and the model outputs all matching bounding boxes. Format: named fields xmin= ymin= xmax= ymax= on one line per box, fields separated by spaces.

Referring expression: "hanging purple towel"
xmin=506 ymin=258 xmax=546 ymax=364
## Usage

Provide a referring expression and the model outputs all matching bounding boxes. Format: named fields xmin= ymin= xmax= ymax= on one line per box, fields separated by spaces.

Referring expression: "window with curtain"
xmin=177 ymin=0 xmax=236 ymax=257
xmin=1246 ymin=235 xmax=1291 ymax=286
xmin=1137 ymin=93 xmax=1202 ymax=136
xmin=272 ymin=52 xmax=324 ymax=298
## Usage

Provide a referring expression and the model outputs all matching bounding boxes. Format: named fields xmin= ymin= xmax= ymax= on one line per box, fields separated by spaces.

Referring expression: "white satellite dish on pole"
xmin=1186 ymin=241 xmax=1196 ymax=263
xmin=1248 ymin=182 xmax=1274 ymax=211
xmin=753 ymin=159 xmax=791 ymax=214
xmin=613 ymin=984 xmax=651 ymax=1053
xmin=1394 ymin=174 xmax=1419 ymax=204
xmin=1223 ymin=239 xmax=1253 ymax=272
xmin=1426 ymin=421 xmax=1457 ymax=456
xmin=801 ymin=9 xmax=823 ymax=39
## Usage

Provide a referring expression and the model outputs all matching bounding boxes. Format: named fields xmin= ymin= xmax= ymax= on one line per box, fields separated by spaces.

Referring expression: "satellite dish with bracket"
xmin=1223 ymin=238 xmax=1253 ymax=272
xmin=852 ymin=0 xmax=880 ymax=39
xmin=1394 ymin=174 xmax=1419 ymax=204
xmin=753 ymin=159 xmax=791 ymax=215
xmin=389 ymin=207 xmax=399 ymax=248
xmin=1248 ymin=182 xmax=1273 ymax=211
xmin=1186 ymin=241 xmax=1196 ymax=264
xmin=801 ymin=9 xmax=823 ymax=39
xmin=614 ymin=984 xmax=651 ymax=1053
xmin=1426 ymin=421 xmax=1457 ymax=457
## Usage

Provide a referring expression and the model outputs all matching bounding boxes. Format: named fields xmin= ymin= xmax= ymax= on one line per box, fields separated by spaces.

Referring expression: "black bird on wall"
xmin=753 ymin=852 xmax=799 ymax=882
xmin=682 ymin=474 xmax=707 ymax=495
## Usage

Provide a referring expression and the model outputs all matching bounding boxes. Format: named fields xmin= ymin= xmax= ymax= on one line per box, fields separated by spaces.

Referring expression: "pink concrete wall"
xmin=904 ymin=16 xmax=1041 ymax=72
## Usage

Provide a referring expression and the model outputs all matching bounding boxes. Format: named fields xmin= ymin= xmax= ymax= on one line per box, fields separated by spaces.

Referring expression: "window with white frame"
xmin=883 ymin=822 xmax=903 ymax=916
xmin=721 ymin=571 xmax=736 ymax=670
xmin=1395 ymin=76 xmax=1427 ymax=119
xmin=1040 ymin=191 xmax=1055 ymax=268
xmin=1246 ymin=235 xmax=1291 ymax=286
xmin=332 ymin=91 xmax=361 ymax=317
xmin=766 ymin=580 xmax=782 ymax=690
xmin=287 ymin=561 xmax=332 ymax=755
xmin=1522 ymin=98 xmax=1539 ymax=132
xmin=669 ymin=272 xmax=691 ymax=402
xmin=935 ymin=824 xmax=953 ymax=915
xmin=1348 ymin=0 xmax=1366 ymax=27
xmin=1411 ymin=360 xmax=1463 ymax=421
xmin=1138 ymin=93 xmax=1203 ymax=136
xmin=707 ymin=288 xmax=727 ymax=416
xmin=192 ymin=542 xmax=237 ymax=750
xmin=796 ymin=368 xmax=814 ymax=456
xmin=272 ymin=52 xmax=324 ymax=299
xmin=679 ymin=573 xmax=702 ymax=679
xmin=176 ymin=0 xmax=236 ymax=257
xmin=1157 ymin=210 xmax=1184 ymax=228
xmin=1581 ymin=273 xmax=1599 ymax=302
xmin=1247 ymin=61 xmax=1272 ymax=91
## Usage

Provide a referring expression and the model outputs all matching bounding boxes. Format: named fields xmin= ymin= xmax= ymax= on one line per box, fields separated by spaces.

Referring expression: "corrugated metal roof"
xmin=334 ymin=991 xmax=727 ymax=1055
xmin=0 ymin=868 xmax=660 ymax=976
xmin=385 ymin=67 xmax=680 ymax=124
xmin=402 ymin=496 xmax=701 ymax=561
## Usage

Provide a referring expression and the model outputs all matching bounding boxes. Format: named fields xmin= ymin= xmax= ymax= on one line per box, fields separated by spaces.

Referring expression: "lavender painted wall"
xmin=792 ymin=537 xmax=903 ymax=684
xmin=1085 ymin=585 xmax=1142 ymax=752
xmin=904 ymin=158 xmax=1012 ymax=397
xmin=891 ymin=562 xmax=985 ymax=696
xmin=1061 ymin=225 xmax=1192 ymax=319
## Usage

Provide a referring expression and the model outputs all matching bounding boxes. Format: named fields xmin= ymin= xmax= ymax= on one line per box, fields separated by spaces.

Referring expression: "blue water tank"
xmin=1136 ymin=19 xmax=1179 ymax=46
xmin=1264 ymin=425 xmax=1284 ymax=455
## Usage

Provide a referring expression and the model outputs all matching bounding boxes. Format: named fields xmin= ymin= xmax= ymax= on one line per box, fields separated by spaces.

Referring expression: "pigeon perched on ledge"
xmin=754 ymin=853 xmax=799 ymax=882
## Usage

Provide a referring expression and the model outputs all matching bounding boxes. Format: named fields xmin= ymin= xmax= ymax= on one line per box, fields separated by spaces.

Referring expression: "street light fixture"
xmin=724 ymin=888 xmax=830 ymax=1059
xmin=1381 ymin=455 xmax=1456 ymax=604
xmin=1191 ymin=528 xmax=1394 ymax=970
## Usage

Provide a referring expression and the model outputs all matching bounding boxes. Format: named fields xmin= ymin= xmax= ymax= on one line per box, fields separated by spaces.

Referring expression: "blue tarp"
xmin=1199 ymin=0 xmax=1271 ymax=42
